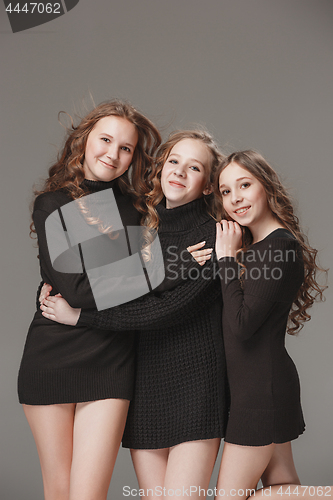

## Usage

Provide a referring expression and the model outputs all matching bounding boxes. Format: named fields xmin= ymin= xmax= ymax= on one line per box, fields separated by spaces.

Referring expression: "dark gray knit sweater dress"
xmin=78 ymin=197 xmax=229 ymax=449
xmin=18 ymin=179 xmax=140 ymax=405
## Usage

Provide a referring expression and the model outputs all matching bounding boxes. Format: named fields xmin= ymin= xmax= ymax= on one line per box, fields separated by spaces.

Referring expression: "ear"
xmin=203 ymin=183 xmax=213 ymax=195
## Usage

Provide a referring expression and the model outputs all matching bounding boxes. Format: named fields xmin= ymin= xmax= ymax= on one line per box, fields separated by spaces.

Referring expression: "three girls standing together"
xmin=18 ymin=100 xmax=327 ymax=500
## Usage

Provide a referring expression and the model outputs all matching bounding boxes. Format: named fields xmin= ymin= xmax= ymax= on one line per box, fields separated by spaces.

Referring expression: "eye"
xmin=101 ymin=137 xmax=110 ymax=143
xmin=220 ymin=189 xmax=230 ymax=196
xmin=121 ymin=146 xmax=131 ymax=153
xmin=190 ymin=165 xmax=200 ymax=172
xmin=169 ymin=159 xmax=178 ymax=164
xmin=241 ymin=182 xmax=250 ymax=189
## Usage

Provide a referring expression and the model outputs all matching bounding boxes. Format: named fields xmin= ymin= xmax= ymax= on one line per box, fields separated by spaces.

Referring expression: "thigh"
xmin=23 ymin=403 xmax=75 ymax=500
xmin=215 ymin=442 xmax=275 ymax=500
xmin=130 ymin=448 xmax=169 ymax=499
xmin=164 ymin=438 xmax=221 ymax=500
xmin=69 ymin=398 xmax=129 ymax=500
xmin=261 ymin=442 xmax=300 ymax=487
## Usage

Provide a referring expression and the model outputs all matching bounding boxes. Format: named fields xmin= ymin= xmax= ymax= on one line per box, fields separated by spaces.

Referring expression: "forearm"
xmin=78 ymin=264 xmax=221 ymax=330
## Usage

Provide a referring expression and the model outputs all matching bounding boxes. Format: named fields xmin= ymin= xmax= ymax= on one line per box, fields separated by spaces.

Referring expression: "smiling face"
xmin=82 ymin=115 xmax=138 ymax=182
xmin=219 ymin=161 xmax=271 ymax=231
xmin=160 ymin=138 xmax=212 ymax=209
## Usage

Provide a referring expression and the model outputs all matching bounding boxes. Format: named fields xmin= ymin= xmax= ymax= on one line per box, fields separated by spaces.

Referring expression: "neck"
xmin=83 ymin=178 xmax=117 ymax=193
xmin=165 ymin=195 xmax=203 ymax=210
xmin=157 ymin=196 xmax=210 ymax=232
xmin=249 ymin=214 xmax=284 ymax=244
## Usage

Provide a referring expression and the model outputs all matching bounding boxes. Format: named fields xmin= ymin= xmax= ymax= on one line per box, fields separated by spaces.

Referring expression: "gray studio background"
xmin=1 ymin=0 xmax=332 ymax=497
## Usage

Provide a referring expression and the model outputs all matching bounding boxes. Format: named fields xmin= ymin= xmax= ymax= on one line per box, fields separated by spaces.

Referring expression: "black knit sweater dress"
xmin=18 ymin=179 xmax=140 ymax=405
xmin=78 ymin=197 xmax=229 ymax=449
xmin=218 ymin=229 xmax=305 ymax=446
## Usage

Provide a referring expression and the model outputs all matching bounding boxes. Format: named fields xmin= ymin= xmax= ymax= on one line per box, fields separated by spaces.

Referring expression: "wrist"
xmin=73 ymin=308 xmax=81 ymax=326
xmin=217 ymin=251 xmax=237 ymax=260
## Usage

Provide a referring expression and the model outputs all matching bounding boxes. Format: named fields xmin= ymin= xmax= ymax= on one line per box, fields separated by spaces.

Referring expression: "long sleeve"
xmin=153 ymin=242 xmax=210 ymax=292
xmin=33 ymin=195 xmax=97 ymax=309
xmin=78 ymin=254 xmax=221 ymax=330
xmin=217 ymin=237 xmax=304 ymax=342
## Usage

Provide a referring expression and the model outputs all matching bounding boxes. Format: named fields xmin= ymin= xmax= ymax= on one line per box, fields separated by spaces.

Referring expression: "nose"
xmin=173 ymin=162 xmax=186 ymax=177
xmin=231 ymin=189 xmax=243 ymax=205
xmin=106 ymin=143 xmax=119 ymax=161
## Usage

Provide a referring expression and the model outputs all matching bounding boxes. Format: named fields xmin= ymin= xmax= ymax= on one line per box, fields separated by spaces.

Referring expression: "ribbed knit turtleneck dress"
xmin=218 ymin=229 xmax=305 ymax=446
xmin=18 ymin=179 xmax=140 ymax=404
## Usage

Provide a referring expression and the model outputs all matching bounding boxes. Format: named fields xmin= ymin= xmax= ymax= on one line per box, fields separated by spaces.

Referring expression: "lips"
xmin=169 ymin=180 xmax=185 ymax=188
xmin=99 ymin=159 xmax=116 ymax=169
xmin=234 ymin=206 xmax=251 ymax=215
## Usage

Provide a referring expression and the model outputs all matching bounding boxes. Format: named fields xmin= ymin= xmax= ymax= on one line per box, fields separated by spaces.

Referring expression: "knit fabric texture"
xmin=18 ymin=179 xmax=139 ymax=404
xmin=119 ymin=197 xmax=228 ymax=449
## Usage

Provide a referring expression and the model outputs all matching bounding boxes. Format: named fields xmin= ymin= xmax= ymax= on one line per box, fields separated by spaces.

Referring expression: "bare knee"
xmin=131 ymin=448 xmax=169 ymax=491
xmin=215 ymin=442 xmax=275 ymax=500
xmin=261 ymin=442 xmax=300 ymax=487
xmin=43 ymin=475 xmax=70 ymax=500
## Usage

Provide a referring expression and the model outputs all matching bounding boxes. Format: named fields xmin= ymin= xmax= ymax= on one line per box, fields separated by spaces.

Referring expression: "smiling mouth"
xmin=234 ymin=206 xmax=251 ymax=215
xmin=99 ymin=160 xmax=116 ymax=169
xmin=169 ymin=180 xmax=185 ymax=188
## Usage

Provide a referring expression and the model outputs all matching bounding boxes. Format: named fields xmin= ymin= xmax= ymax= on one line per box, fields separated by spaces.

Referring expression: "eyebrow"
xmin=219 ymin=176 xmax=252 ymax=188
xmin=169 ymin=153 xmax=205 ymax=168
xmin=99 ymin=133 xmax=135 ymax=148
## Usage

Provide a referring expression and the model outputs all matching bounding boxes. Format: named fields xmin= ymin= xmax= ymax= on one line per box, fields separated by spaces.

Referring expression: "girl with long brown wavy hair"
xmin=18 ymin=99 xmax=161 ymax=500
xmin=214 ymin=150 xmax=327 ymax=499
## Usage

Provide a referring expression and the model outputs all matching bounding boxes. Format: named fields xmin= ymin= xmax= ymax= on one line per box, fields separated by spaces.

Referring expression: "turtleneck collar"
xmin=156 ymin=196 xmax=213 ymax=233
xmin=82 ymin=178 xmax=118 ymax=193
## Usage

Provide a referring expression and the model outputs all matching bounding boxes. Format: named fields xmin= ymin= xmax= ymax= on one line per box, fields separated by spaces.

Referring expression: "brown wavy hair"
xmin=214 ymin=149 xmax=327 ymax=335
xmin=144 ymin=130 xmax=225 ymax=232
xmin=30 ymin=99 xmax=161 ymax=235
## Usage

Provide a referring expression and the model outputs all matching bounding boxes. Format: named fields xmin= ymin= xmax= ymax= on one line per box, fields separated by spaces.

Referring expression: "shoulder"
xmin=242 ymin=231 xmax=304 ymax=301
xmin=111 ymin=184 xmax=141 ymax=226
xmin=247 ymin=229 xmax=301 ymax=259
xmin=197 ymin=213 xmax=216 ymax=232
xmin=266 ymin=228 xmax=296 ymax=240
xmin=244 ymin=237 xmax=303 ymax=273
xmin=33 ymin=190 xmax=72 ymax=214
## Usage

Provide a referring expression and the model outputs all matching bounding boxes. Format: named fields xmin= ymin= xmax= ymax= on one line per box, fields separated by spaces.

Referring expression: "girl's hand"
xmin=40 ymin=296 xmax=81 ymax=326
xmin=215 ymin=220 xmax=242 ymax=260
xmin=39 ymin=283 xmax=53 ymax=304
xmin=187 ymin=241 xmax=213 ymax=266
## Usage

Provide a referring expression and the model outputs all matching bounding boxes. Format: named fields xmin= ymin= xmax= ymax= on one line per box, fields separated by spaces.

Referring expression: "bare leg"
xmin=215 ymin=442 xmax=276 ymax=500
xmin=164 ymin=438 xmax=221 ymax=499
xmin=23 ymin=403 xmax=75 ymax=500
xmin=261 ymin=442 xmax=300 ymax=487
xmin=131 ymin=448 xmax=169 ymax=499
xmin=69 ymin=398 xmax=129 ymax=500
xmin=131 ymin=439 xmax=220 ymax=499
